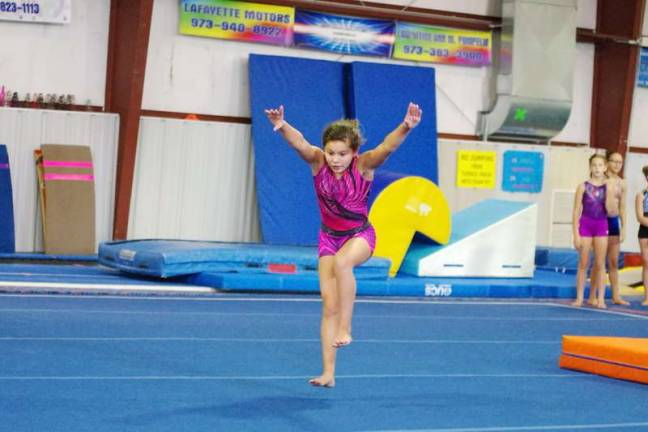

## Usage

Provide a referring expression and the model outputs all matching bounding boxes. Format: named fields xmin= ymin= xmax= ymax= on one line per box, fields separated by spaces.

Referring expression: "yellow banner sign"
xmin=456 ymin=150 xmax=496 ymax=189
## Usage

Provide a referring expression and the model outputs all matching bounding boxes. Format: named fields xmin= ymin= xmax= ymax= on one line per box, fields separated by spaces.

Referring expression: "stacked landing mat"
xmin=98 ymin=240 xmax=578 ymax=297
xmin=99 ymin=240 xmax=390 ymax=279
xmin=559 ymin=336 xmax=648 ymax=384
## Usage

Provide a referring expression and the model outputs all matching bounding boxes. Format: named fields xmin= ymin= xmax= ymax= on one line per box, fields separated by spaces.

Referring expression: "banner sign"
xmin=502 ymin=150 xmax=544 ymax=193
xmin=293 ymin=10 xmax=394 ymax=57
xmin=456 ymin=150 xmax=496 ymax=189
xmin=0 ymin=0 xmax=71 ymax=24
xmin=393 ymin=22 xmax=491 ymax=66
xmin=179 ymin=0 xmax=294 ymax=46
xmin=638 ymin=47 xmax=648 ymax=88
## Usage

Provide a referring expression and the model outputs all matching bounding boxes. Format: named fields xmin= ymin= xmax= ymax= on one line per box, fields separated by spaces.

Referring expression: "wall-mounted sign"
xmin=502 ymin=150 xmax=544 ymax=193
xmin=456 ymin=150 xmax=496 ymax=189
xmin=0 ymin=0 xmax=71 ymax=24
xmin=293 ymin=10 xmax=394 ymax=57
xmin=393 ymin=22 xmax=491 ymax=66
xmin=638 ymin=47 xmax=648 ymax=88
xmin=179 ymin=0 xmax=294 ymax=46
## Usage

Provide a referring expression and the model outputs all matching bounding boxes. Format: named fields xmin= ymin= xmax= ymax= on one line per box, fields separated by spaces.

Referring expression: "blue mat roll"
xmin=98 ymin=239 xmax=390 ymax=279
xmin=0 ymin=145 xmax=15 ymax=253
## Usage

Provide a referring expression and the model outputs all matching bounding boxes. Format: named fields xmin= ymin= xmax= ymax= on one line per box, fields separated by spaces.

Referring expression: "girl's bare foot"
xmin=595 ymin=300 xmax=607 ymax=309
xmin=587 ymin=299 xmax=597 ymax=306
xmin=309 ymin=375 xmax=335 ymax=388
xmin=612 ymin=298 xmax=630 ymax=306
xmin=333 ymin=333 xmax=352 ymax=348
xmin=571 ymin=300 xmax=583 ymax=307
xmin=641 ymin=299 xmax=648 ymax=307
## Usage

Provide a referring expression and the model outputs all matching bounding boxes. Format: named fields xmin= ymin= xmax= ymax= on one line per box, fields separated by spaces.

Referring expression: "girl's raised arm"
xmin=265 ymin=105 xmax=323 ymax=168
xmin=358 ymin=103 xmax=422 ymax=175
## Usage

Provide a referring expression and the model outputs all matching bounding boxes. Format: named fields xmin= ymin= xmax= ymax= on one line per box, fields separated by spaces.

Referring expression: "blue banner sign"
xmin=0 ymin=0 xmax=71 ymax=24
xmin=638 ymin=47 xmax=648 ymax=88
xmin=293 ymin=10 xmax=394 ymax=57
xmin=502 ymin=150 xmax=544 ymax=193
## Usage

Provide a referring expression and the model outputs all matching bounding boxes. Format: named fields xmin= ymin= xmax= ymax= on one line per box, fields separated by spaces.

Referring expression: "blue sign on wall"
xmin=293 ymin=10 xmax=394 ymax=57
xmin=502 ymin=150 xmax=544 ymax=193
xmin=638 ymin=47 xmax=648 ymax=88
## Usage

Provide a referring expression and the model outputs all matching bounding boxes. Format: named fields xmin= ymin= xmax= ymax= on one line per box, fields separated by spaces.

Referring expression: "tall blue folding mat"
xmin=348 ymin=62 xmax=438 ymax=189
xmin=0 ymin=145 xmax=15 ymax=252
xmin=249 ymin=54 xmax=346 ymax=245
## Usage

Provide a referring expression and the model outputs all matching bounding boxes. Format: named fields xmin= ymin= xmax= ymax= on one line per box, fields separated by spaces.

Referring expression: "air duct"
xmin=480 ymin=0 xmax=577 ymax=142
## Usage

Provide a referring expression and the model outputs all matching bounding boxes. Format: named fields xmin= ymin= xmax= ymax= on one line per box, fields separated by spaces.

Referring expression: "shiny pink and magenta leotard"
xmin=314 ymin=157 xmax=376 ymax=256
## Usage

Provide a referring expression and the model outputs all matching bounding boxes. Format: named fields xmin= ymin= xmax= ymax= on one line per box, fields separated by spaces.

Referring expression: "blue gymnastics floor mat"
xmin=98 ymin=240 xmax=390 ymax=279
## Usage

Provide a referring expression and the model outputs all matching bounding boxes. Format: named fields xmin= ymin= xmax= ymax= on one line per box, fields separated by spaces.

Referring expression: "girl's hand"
xmin=573 ymin=234 xmax=581 ymax=250
xmin=403 ymin=103 xmax=422 ymax=129
xmin=264 ymin=105 xmax=285 ymax=131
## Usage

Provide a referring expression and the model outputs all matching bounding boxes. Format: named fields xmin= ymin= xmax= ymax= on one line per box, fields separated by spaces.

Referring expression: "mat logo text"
xmin=424 ymin=283 xmax=452 ymax=297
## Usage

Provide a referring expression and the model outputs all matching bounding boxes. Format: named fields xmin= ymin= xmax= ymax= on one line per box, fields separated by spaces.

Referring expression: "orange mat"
xmin=559 ymin=335 xmax=648 ymax=384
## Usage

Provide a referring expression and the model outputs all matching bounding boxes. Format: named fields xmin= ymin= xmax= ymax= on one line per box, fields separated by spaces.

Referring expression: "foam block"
xmin=0 ymin=145 xmax=15 ymax=253
xmin=41 ymin=145 xmax=96 ymax=254
xmin=368 ymin=175 xmax=451 ymax=276
xmin=98 ymin=239 xmax=390 ymax=279
xmin=559 ymin=335 xmax=648 ymax=384
xmin=401 ymin=200 xmax=537 ymax=277
xmin=184 ymin=268 xmax=577 ymax=298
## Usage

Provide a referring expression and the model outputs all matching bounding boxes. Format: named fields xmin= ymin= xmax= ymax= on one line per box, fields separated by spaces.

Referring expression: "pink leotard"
xmin=314 ymin=157 xmax=376 ymax=256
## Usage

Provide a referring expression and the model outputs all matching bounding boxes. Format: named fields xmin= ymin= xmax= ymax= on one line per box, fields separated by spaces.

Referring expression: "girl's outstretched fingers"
xmin=309 ymin=376 xmax=335 ymax=388
xmin=404 ymin=102 xmax=422 ymax=129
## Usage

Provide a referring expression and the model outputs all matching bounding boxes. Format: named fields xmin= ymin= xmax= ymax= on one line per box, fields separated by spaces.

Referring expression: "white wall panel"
xmin=438 ymin=139 xmax=593 ymax=246
xmin=0 ymin=0 xmax=110 ymax=107
xmin=129 ymin=117 xmax=260 ymax=242
xmin=628 ymin=87 xmax=648 ymax=148
xmin=0 ymin=107 xmax=119 ymax=252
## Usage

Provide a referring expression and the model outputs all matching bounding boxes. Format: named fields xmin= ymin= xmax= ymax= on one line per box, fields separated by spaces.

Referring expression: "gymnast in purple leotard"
xmin=572 ymin=153 xmax=609 ymax=309
xmin=265 ymin=103 xmax=422 ymax=388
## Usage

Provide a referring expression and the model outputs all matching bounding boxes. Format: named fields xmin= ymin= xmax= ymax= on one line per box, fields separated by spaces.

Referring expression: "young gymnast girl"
xmin=588 ymin=151 xmax=628 ymax=306
xmin=264 ymin=103 xmax=422 ymax=387
xmin=635 ymin=165 xmax=648 ymax=307
xmin=572 ymin=154 xmax=609 ymax=308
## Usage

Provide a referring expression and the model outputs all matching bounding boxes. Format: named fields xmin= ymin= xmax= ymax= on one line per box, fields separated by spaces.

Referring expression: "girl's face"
xmin=607 ymin=153 xmax=623 ymax=175
xmin=590 ymin=157 xmax=607 ymax=179
xmin=324 ymin=140 xmax=356 ymax=175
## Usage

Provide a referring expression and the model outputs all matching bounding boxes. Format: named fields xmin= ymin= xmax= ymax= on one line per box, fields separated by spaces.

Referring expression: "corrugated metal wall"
xmin=129 ymin=117 xmax=260 ymax=242
xmin=0 ymin=107 xmax=119 ymax=252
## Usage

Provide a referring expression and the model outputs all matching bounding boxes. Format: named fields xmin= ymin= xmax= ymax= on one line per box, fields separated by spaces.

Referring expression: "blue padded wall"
xmin=249 ymin=54 xmax=346 ymax=245
xmin=0 ymin=145 xmax=15 ymax=252
xmin=349 ymin=62 xmax=438 ymax=187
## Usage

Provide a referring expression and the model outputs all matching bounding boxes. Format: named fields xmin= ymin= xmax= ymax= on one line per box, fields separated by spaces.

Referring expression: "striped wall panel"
xmin=129 ymin=117 xmax=260 ymax=242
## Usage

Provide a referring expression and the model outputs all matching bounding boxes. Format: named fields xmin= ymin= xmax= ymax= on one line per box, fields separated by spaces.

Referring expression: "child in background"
xmin=635 ymin=165 xmax=648 ymax=307
xmin=264 ymin=103 xmax=422 ymax=387
xmin=588 ymin=151 xmax=628 ymax=306
xmin=572 ymin=154 xmax=609 ymax=308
